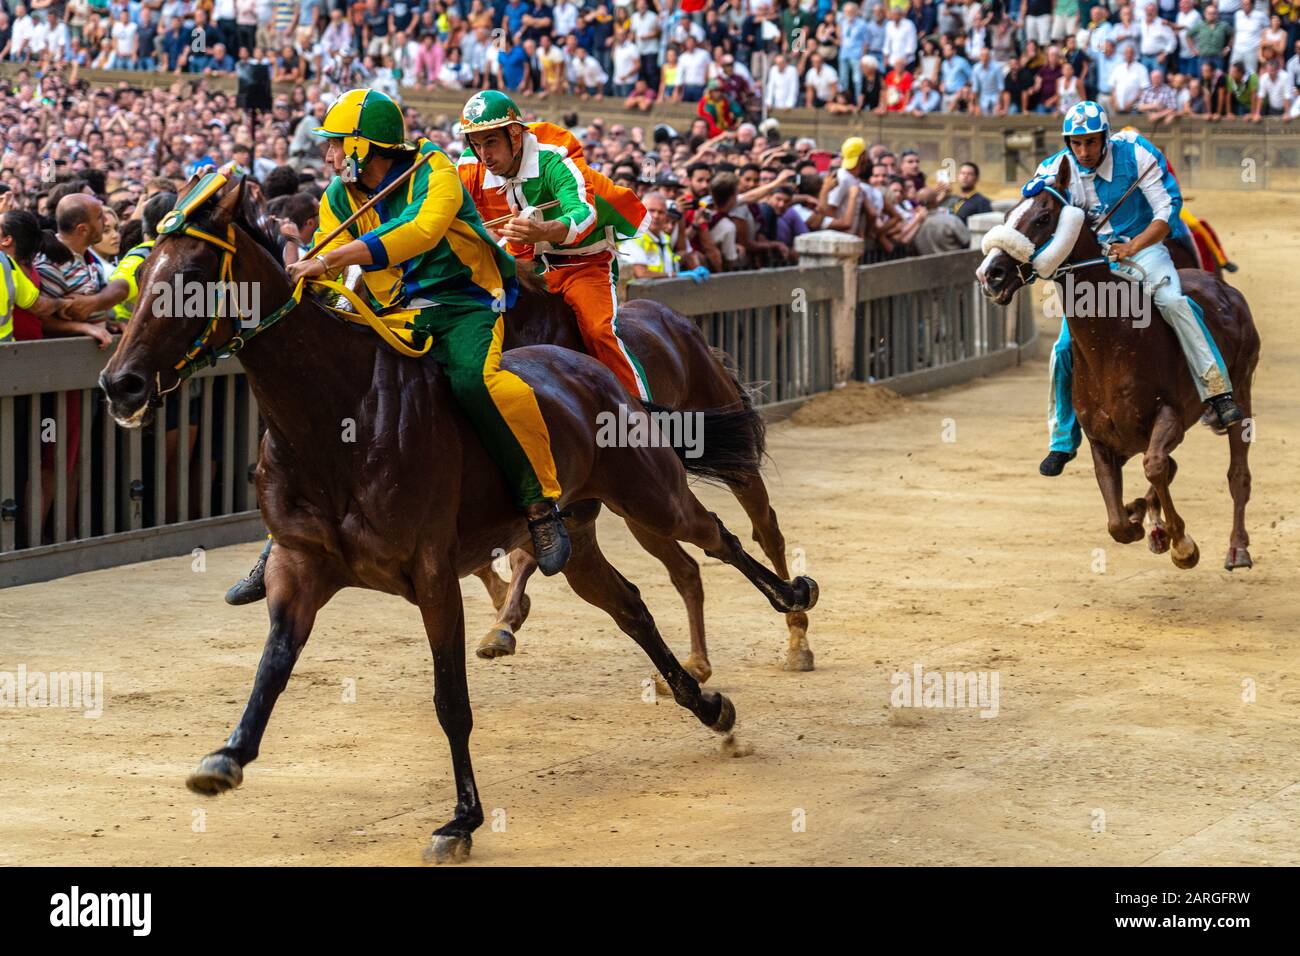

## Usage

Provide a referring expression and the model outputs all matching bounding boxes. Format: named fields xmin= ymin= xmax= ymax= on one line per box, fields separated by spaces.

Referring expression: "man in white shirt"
xmin=883 ymin=7 xmax=918 ymax=70
xmin=1173 ymin=0 xmax=1202 ymax=77
xmin=612 ymin=31 xmax=641 ymax=96
xmin=677 ymin=35 xmax=711 ymax=100
xmin=1231 ymin=0 xmax=1269 ymax=75
xmin=1111 ymin=42 xmax=1151 ymax=112
xmin=110 ymin=9 xmax=139 ymax=69
xmin=1254 ymin=57 xmax=1294 ymax=118
xmin=765 ymin=53 xmax=802 ymax=110
xmin=572 ymin=47 xmax=609 ymax=97
xmin=10 ymin=5 xmax=35 ymax=62
xmin=804 ymin=52 xmax=839 ymax=108
xmin=630 ymin=0 xmax=661 ymax=87
xmin=553 ymin=0 xmax=580 ymax=39
xmin=1137 ymin=3 xmax=1177 ymax=74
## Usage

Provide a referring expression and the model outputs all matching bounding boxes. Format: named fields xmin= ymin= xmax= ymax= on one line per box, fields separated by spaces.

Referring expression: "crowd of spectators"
xmin=0 ymin=61 xmax=993 ymax=348
xmin=3 ymin=1 xmax=1299 ymax=122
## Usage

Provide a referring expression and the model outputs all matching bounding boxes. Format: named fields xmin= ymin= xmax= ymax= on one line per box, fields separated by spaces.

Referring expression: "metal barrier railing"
xmin=1 ymin=337 xmax=263 ymax=587
xmin=853 ymin=249 xmax=1036 ymax=389
xmin=3 ymin=254 xmax=1030 ymax=586
xmin=626 ymin=264 xmax=840 ymax=408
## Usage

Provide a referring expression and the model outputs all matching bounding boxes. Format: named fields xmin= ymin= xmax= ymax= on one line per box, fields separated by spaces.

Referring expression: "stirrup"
xmin=1207 ymin=393 xmax=1243 ymax=428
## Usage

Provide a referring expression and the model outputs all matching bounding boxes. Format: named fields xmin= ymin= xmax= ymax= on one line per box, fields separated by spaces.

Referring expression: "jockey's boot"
xmin=1223 ymin=261 xmax=1239 ymax=273
xmin=526 ymin=502 xmax=571 ymax=576
xmin=1039 ymin=450 xmax=1076 ymax=477
xmin=1206 ymin=393 xmax=1244 ymax=428
xmin=224 ymin=537 xmax=272 ymax=605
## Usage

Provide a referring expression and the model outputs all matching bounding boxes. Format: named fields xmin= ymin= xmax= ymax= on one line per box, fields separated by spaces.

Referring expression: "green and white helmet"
xmin=459 ymin=90 xmax=526 ymax=136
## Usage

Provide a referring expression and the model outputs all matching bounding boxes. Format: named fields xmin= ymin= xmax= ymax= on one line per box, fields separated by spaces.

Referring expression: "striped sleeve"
xmin=539 ymin=149 xmax=597 ymax=246
xmin=357 ymin=150 xmax=461 ymax=269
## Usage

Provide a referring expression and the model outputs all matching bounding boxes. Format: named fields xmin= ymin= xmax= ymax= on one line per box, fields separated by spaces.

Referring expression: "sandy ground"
xmin=2 ymin=189 xmax=1298 ymax=867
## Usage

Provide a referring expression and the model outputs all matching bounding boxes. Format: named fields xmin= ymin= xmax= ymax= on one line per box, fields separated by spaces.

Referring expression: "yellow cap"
xmin=841 ymin=136 xmax=866 ymax=167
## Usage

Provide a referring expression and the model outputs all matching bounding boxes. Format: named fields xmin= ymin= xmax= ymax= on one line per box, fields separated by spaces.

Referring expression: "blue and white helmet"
xmin=1062 ymin=101 xmax=1109 ymax=139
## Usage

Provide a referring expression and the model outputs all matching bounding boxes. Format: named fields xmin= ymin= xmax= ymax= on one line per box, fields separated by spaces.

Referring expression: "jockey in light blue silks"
xmin=1033 ymin=101 xmax=1242 ymax=477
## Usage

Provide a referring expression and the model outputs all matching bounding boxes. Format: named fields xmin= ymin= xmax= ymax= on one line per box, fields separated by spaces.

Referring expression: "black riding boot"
xmin=224 ymin=537 xmax=272 ymax=605
xmin=1039 ymin=450 xmax=1076 ymax=477
xmin=526 ymin=503 xmax=571 ymax=576
xmin=1206 ymin=393 xmax=1243 ymax=428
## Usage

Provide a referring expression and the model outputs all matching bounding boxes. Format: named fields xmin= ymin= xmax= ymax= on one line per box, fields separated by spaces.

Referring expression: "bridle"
xmin=149 ymin=172 xmax=306 ymax=400
xmin=1010 ymin=181 xmax=1136 ymax=288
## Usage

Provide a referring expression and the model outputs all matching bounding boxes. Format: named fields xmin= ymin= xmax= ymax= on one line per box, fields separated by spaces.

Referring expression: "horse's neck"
xmin=232 ymin=250 xmax=377 ymax=450
xmin=1056 ymin=224 xmax=1127 ymax=351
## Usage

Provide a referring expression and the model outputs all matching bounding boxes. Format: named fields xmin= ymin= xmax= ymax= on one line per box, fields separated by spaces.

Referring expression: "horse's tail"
xmin=707 ymin=343 xmax=769 ymax=455
xmin=642 ymin=397 xmax=765 ymax=490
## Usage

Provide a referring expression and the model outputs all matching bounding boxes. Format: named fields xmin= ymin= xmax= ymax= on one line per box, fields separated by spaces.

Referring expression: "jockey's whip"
xmin=482 ymin=200 xmax=560 ymax=230
xmin=1094 ymin=156 xmax=1162 ymax=236
xmin=304 ymin=148 xmax=439 ymax=260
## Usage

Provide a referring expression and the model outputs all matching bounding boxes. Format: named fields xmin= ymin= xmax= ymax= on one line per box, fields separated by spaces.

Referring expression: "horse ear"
xmin=1056 ymin=157 xmax=1072 ymax=190
xmin=210 ymin=176 xmax=245 ymax=226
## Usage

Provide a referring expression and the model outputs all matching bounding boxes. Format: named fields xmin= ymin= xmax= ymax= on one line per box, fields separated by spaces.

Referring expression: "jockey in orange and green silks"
xmin=456 ymin=89 xmax=653 ymax=403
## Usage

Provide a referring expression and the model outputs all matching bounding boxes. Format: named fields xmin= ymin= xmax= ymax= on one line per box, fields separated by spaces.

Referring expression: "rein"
xmin=149 ymin=173 xmax=433 ymax=400
xmin=1009 ymin=185 xmax=1142 ymax=288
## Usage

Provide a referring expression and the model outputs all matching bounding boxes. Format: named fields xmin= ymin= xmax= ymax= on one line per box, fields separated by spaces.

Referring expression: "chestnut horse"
xmin=98 ymin=176 xmax=818 ymax=863
xmin=977 ymin=159 xmax=1259 ymax=571
xmin=468 ymin=273 xmax=814 ymax=681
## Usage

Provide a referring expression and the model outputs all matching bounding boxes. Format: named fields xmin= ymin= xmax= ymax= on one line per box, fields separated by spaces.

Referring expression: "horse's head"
xmin=100 ymin=173 xmax=279 ymax=427
xmin=976 ymin=158 xmax=1086 ymax=305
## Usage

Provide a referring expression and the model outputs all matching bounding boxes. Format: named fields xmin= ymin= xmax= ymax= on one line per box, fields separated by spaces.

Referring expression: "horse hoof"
xmin=186 ymin=753 xmax=243 ymax=796
xmin=1172 ymin=538 xmax=1200 ymax=570
xmin=1148 ymin=526 xmax=1170 ymax=554
xmin=708 ymin=693 xmax=736 ymax=734
xmin=1224 ymin=546 xmax=1253 ymax=571
xmin=423 ymin=833 xmax=472 ymax=865
xmin=791 ymin=576 xmax=819 ymax=612
xmin=783 ymin=647 xmax=815 ymax=672
xmin=476 ymin=627 xmax=516 ymax=659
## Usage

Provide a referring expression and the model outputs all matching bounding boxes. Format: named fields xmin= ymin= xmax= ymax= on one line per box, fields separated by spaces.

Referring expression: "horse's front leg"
xmin=1089 ymin=440 xmax=1144 ymax=544
xmin=420 ymin=572 xmax=484 ymax=864
xmin=187 ymin=548 xmax=339 ymax=795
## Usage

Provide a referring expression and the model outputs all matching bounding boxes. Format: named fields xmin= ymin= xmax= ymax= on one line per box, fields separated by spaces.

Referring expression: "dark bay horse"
xmin=98 ymin=177 xmax=817 ymax=863
xmin=468 ymin=272 xmax=814 ymax=681
xmin=977 ymin=159 xmax=1259 ymax=571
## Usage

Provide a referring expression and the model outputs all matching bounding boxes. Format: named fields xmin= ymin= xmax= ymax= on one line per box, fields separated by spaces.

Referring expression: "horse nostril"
xmin=985 ymin=261 xmax=1006 ymax=289
xmin=105 ymin=371 xmax=148 ymax=407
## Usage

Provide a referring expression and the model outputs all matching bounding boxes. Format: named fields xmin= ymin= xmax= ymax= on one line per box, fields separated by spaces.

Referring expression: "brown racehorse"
xmin=468 ymin=274 xmax=814 ymax=681
xmin=98 ymin=177 xmax=818 ymax=863
xmin=978 ymin=159 xmax=1259 ymax=571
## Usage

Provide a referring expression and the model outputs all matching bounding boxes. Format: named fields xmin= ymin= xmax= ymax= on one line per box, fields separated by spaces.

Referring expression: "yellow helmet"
xmin=314 ymin=89 xmax=412 ymax=171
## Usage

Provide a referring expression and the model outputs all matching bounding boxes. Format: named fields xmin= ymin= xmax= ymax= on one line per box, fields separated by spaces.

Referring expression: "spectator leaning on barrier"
xmin=941 ymin=161 xmax=993 ymax=222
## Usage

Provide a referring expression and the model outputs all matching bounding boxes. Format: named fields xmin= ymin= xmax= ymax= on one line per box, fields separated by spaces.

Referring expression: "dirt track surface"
xmin=2 ymin=189 xmax=1298 ymax=866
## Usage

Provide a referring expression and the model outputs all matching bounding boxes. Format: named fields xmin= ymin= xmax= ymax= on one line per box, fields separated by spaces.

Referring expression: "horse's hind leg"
xmin=419 ymin=572 xmax=484 ymax=864
xmin=187 ymin=550 xmax=339 ymax=796
xmin=1144 ymin=406 xmax=1197 ymax=569
xmin=1225 ymin=387 xmax=1253 ymax=570
xmin=626 ymin=521 xmax=711 ymax=684
xmin=475 ymin=550 xmax=536 ymax=659
xmin=1143 ymin=456 xmax=1177 ymax=555
xmin=1090 ymin=440 xmax=1144 ymax=544
xmin=472 ymin=564 xmax=510 ymax=614
xmin=562 ymin=522 xmax=735 ymax=735
xmin=732 ymin=476 xmax=813 ymax=672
